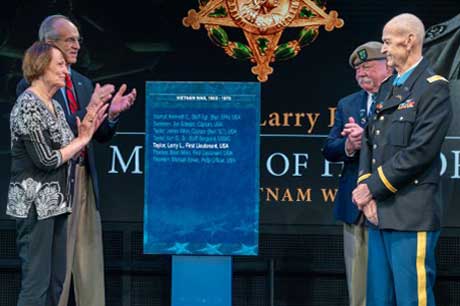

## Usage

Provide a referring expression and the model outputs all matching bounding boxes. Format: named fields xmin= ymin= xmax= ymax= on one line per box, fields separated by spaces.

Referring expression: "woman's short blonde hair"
xmin=22 ymin=41 xmax=65 ymax=83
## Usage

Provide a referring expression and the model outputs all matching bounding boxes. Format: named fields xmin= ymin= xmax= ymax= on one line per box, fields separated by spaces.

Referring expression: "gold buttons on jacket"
xmin=380 ymin=116 xmax=384 ymax=121
xmin=372 ymin=158 xmax=376 ymax=164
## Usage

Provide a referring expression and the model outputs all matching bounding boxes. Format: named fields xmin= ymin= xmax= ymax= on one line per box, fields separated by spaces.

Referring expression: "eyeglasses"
xmin=56 ymin=36 xmax=83 ymax=45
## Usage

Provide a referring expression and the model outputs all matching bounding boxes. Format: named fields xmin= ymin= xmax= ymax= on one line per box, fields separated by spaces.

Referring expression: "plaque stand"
xmin=172 ymin=255 xmax=232 ymax=306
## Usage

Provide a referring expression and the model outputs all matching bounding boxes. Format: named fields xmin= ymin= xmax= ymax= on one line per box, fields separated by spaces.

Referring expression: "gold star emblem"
xmin=183 ymin=0 xmax=344 ymax=82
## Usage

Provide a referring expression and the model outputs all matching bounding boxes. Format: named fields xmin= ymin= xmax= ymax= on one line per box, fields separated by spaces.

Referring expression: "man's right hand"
xmin=87 ymin=83 xmax=115 ymax=113
xmin=342 ymin=117 xmax=364 ymax=155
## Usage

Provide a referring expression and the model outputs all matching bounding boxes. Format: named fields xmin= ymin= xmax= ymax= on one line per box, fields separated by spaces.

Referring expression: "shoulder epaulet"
xmin=427 ymin=75 xmax=448 ymax=83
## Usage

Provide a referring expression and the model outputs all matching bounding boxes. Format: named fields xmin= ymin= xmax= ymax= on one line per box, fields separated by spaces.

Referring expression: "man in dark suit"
xmin=16 ymin=15 xmax=136 ymax=306
xmin=323 ymin=41 xmax=391 ymax=306
xmin=353 ymin=13 xmax=452 ymax=306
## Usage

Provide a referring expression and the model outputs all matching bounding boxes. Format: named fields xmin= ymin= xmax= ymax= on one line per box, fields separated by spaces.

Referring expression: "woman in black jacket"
xmin=6 ymin=41 xmax=111 ymax=306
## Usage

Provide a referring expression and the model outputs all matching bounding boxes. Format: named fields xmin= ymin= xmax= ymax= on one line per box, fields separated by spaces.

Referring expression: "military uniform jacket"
xmin=357 ymin=58 xmax=452 ymax=231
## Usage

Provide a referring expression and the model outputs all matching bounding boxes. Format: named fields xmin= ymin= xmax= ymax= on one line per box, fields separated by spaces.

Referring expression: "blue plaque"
xmin=144 ymin=81 xmax=260 ymax=256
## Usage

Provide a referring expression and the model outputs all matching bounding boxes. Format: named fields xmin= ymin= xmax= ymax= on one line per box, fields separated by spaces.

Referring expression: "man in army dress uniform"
xmin=352 ymin=13 xmax=452 ymax=306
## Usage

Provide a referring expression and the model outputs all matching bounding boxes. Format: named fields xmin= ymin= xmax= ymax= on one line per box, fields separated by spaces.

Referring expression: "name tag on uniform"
xmin=397 ymin=99 xmax=416 ymax=110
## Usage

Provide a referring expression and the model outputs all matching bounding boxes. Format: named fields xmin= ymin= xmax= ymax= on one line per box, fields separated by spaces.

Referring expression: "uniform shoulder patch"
xmin=427 ymin=75 xmax=448 ymax=83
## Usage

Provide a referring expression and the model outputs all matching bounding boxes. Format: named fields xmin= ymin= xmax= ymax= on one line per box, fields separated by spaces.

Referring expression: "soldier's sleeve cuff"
xmin=365 ymin=167 xmax=397 ymax=201
xmin=357 ymin=173 xmax=371 ymax=184
xmin=377 ymin=166 xmax=397 ymax=193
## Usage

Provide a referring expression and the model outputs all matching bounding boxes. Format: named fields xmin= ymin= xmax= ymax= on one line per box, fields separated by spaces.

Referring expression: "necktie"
xmin=65 ymin=74 xmax=79 ymax=114
xmin=368 ymin=94 xmax=377 ymax=118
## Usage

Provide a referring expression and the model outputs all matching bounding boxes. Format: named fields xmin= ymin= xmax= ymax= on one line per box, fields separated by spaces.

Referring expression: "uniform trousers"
xmin=367 ymin=228 xmax=440 ymax=306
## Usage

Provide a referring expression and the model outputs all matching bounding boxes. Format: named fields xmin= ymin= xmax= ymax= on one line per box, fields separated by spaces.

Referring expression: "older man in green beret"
xmin=323 ymin=41 xmax=391 ymax=306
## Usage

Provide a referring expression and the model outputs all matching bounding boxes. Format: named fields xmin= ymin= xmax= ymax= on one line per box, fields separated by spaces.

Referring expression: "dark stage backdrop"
xmin=0 ymin=1 xmax=459 ymax=234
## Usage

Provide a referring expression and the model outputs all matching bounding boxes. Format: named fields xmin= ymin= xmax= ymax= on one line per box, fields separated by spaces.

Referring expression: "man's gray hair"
xmin=38 ymin=15 xmax=72 ymax=41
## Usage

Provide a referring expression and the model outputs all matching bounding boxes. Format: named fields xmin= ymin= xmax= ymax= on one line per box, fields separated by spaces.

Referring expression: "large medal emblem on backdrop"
xmin=183 ymin=0 xmax=344 ymax=82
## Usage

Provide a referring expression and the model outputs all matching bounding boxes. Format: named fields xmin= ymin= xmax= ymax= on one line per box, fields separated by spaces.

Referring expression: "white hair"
xmin=38 ymin=15 xmax=72 ymax=41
